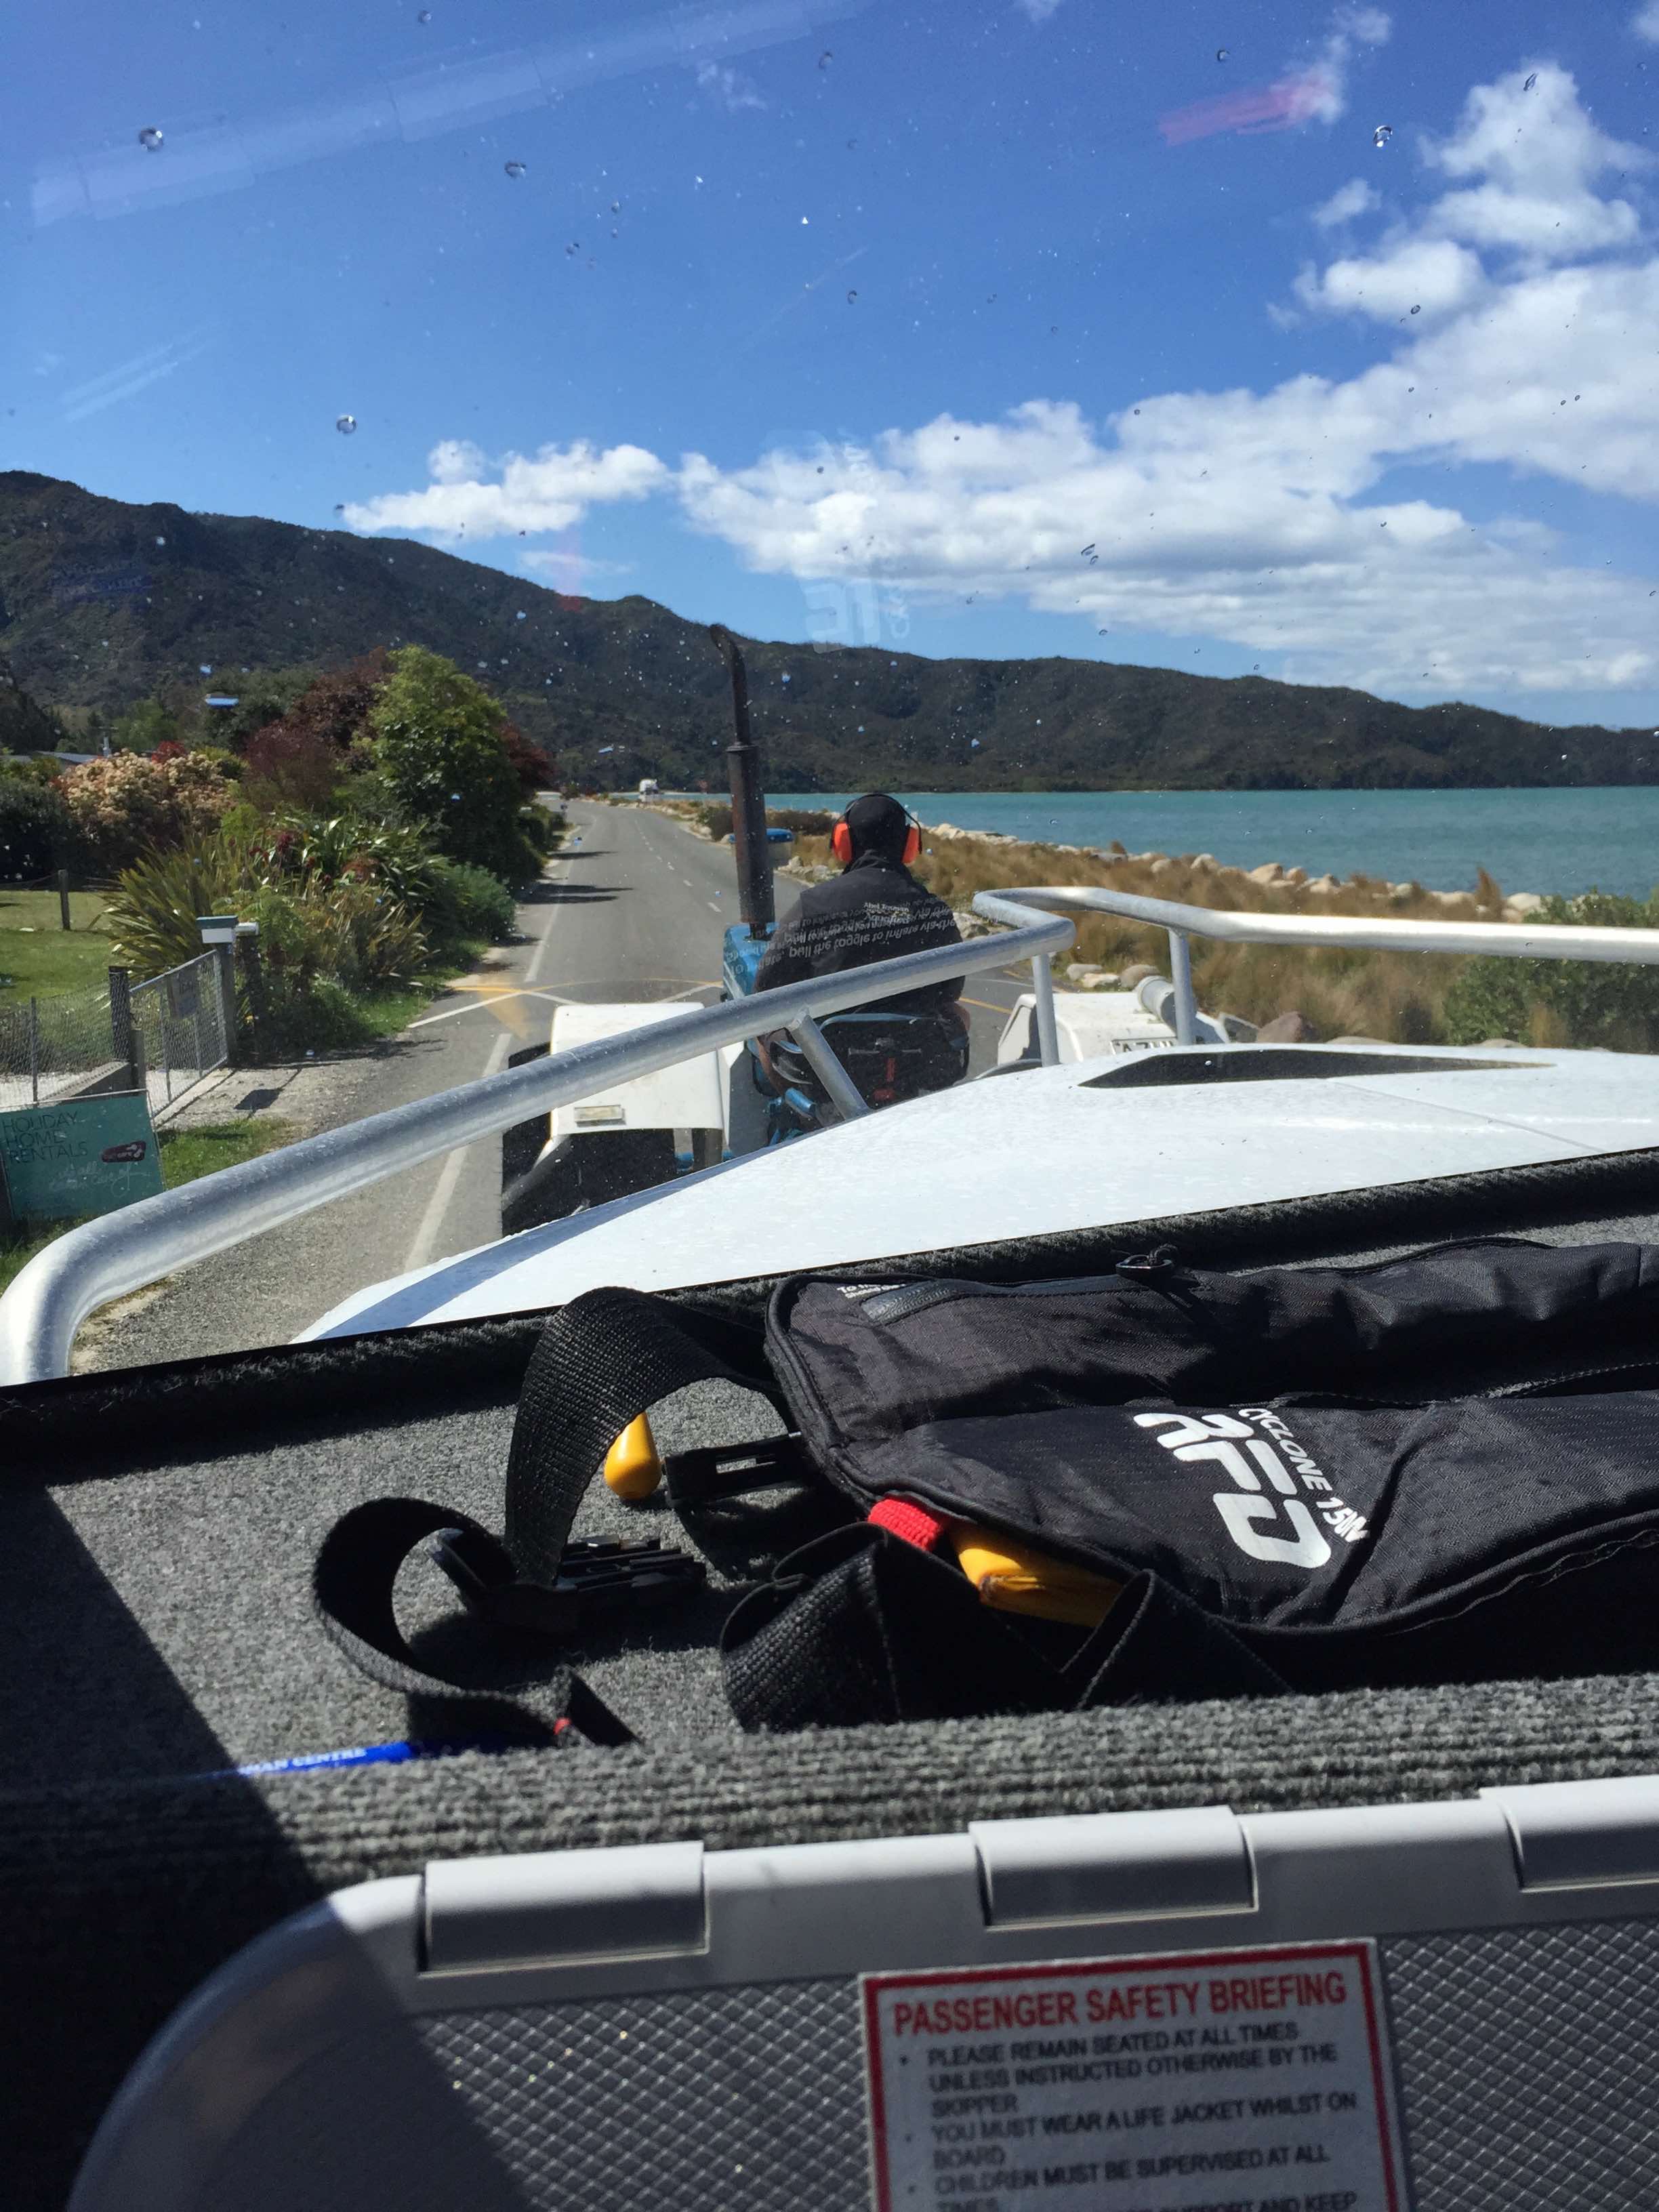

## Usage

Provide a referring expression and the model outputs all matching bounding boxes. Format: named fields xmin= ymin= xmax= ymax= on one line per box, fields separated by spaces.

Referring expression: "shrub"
xmin=241 ymin=720 xmax=348 ymax=812
xmin=104 ymin=845 xmax=237 ymax=976
xmin=59 ymin=752 xmax=232 ymax=878
xmin=518 ymin=803 xmax=556 ymax=859
xmin=769 ymin=808 xmax=836 ymax=836
xmin=698 ymin=804 xmax=734 ymax=841
xmin=417 ymin=858 xmax=515 ymax=946
xmin=0 ymin=779 xmax=75 ymax=882
xmin=1444 ymin=890 xmax=1659 ymax=1052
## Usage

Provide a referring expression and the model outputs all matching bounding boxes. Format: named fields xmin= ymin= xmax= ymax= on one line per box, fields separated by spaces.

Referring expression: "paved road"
xmin=75 ymin=800 xmax=1036 ymax=1369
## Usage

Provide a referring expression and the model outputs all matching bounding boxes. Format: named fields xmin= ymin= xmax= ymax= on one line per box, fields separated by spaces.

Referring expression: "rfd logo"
xmin=1132 ymin=1411 xmax=1366 ymax=1571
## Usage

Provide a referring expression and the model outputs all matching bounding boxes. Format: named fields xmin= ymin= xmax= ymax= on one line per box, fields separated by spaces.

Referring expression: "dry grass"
xmin=790 ymin=830 xmax=1512 ymax=1043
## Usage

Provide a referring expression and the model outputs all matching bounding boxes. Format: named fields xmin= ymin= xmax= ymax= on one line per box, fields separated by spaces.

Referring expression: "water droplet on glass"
xmin=199 ymin=663 xmax=212 ymax=675
xmin=155 ymin=535 xmax=166 ymax=546
xmin=333 ymin=503 xmax=345 ymax=514
xmin=138 ymin=126 xmax=164 ymax=152
xmin=566 ymin=241 xmax=579 ymax=255
xmin=1410 ymin=304 xmax=1420 ymax=314
xmin=846 ymin=289 xmax=858 ymax=302
xmin=335 ymin=413 xmax=357 ymax=435
xmin=1372 ymin=123 xmax=1393 ymax=148
xmin=970 ymin=738 xmax=981 ymax=749
xmin=818 ymin=48 xmax=832 ymax=66
xmin=504 ymin=160 xmax=526 ymax=180
xmin=1216 ymin=47 xmax=1228 ymax=61
xmin=516 ymin=609 xmax=527 ymax=620
xmin=1524 ymin=71 xmax=1538 ymax=92
xmin=417 ymin=8 xmax=431 ymax=20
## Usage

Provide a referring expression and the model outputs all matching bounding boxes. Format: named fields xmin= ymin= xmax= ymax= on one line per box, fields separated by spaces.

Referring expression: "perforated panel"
xmin=1385 ymin=1919 xmax=1659 ymax=2211
xmin=194 ymin=1921 xmax=1659 ymax=2209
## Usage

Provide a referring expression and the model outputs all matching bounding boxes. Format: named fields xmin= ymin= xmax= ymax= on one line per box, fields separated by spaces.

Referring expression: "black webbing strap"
xmin=502 ymin=1286 xmax=777 ymax=1584
xmin=312 ymin=1497 xmax=634 ymax=1747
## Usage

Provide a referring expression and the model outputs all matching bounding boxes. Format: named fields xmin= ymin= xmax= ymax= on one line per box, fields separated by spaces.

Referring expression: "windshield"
xmin=5 ymin=0 xmax=1658 ymax=1373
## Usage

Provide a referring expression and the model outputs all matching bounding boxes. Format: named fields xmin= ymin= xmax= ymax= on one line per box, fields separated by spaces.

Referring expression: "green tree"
xmin=368 ymin=647 xmax=539 ymax=882
xmin=111 ymin=697 xmax=182 ymax=754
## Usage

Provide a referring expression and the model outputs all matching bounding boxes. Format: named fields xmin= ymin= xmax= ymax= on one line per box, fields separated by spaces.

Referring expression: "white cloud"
xmin=343 ymin=441 xmax=670 ymax=539
xmin=676 ymin=396 xmax=1659 ymax=699
xmin=695 ymin=60 xmax=766 ymax=112
xmin=1299 ymin=4 xmax=1391 ymax=125
xmin=1295 ymin=236 xmax=1486 ymax=319
xmin=428 ymin=438 xmax=486 ymax=485
xmin=1312 ymin=178 xmax=1380 ymax=227
xmin=352 ymin=60 xmax=1659 ymax=706
xmin=1421 ymin=64 xmax=1645 ymax=261
xmin=1633 ymin=2 xmax=1659 ymax=43
xmin=670 ymin=58 xmax=1659 ymax=706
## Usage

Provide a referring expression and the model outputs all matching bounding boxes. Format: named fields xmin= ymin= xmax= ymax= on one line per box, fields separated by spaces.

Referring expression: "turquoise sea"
xmin=770 ymin=789 xmax=1659 ymax=901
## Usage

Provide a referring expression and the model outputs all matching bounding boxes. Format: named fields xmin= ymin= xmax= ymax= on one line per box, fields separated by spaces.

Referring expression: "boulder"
xmin=1119 ymin=962 xmax=1160 ymax=989
xmin=1256 ymin=1010 xmax=1317 ymax=1044
xmin=1080 ymin=971 xmax=1121 ymax=991
xmin=1284 ymin=867 xmax=1308 ymax=887
xmin=1246 ymin=862 xmax=1284 ymax=885
xmin=1147 ymin=857 xmax=1174 ymax=877
xmin=1065 ymin=962 xmax=1101 ymax=981
xmin=1305 ymin=872 xmax=1341 ymax=895
xmin=1504 ymin=893 xmax=1547 ymax=918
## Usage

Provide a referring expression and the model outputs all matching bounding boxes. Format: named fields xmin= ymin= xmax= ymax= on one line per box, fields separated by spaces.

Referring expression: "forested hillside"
xmin=3 ymin=470 xmax=1652 ymax=789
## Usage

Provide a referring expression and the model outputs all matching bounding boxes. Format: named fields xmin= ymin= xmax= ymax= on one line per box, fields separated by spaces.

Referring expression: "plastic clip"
xmin=428 ymin=1524 xmax=705 ymax=1637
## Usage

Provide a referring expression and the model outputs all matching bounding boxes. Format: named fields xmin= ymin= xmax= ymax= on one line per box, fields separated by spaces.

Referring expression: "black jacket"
xmin=754 ymin=852 xmax=964 ymax=1014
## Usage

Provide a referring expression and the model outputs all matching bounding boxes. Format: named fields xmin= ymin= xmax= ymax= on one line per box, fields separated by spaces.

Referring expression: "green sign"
xmin=0 ymin=1091 xmax=164 ymax=1223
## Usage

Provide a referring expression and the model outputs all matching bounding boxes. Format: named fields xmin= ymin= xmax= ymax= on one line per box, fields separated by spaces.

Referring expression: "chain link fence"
xmin=130 ymin=954 xmax=229 ymax=1117
xmin=0 ymin=979 xmax=119 ymax=1111
xmin=0 ymin=953 xmax=228 ymax=1118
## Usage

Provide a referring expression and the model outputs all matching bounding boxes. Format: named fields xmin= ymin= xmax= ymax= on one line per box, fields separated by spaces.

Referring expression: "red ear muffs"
xmin=832 ymin=820 xmax=854 ymax=864
xmin=902 ymin=821 xmax=922 ymax=866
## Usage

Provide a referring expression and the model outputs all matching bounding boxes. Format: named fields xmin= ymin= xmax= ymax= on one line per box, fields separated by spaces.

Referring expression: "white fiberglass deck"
xmin=301 ymin=1040 xmax=1659 ymax=1340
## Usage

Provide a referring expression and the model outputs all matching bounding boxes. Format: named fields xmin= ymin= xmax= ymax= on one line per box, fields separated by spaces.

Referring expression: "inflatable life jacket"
xmin=316 ymin=1237 xmax=1659 ymax=1733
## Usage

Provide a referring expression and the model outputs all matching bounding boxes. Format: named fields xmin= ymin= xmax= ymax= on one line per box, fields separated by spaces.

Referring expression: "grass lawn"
xmin=0 ymin=889 xmax=113 ymax=1002
xmin=0 ymin=1115 xmax=292 ymax=1294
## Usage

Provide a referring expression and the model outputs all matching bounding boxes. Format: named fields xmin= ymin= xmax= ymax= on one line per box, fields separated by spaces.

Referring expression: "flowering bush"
xmin=58 ymin=752 xmax=232 ymax=877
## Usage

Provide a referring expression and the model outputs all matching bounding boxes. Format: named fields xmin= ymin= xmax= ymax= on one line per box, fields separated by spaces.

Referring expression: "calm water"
xmin=771 ymin=789 xmax=1659 ymax=901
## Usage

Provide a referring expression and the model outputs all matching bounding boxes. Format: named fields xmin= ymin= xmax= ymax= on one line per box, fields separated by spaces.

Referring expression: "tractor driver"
xmin=752 ymin=791 xmax=966 ymax=1087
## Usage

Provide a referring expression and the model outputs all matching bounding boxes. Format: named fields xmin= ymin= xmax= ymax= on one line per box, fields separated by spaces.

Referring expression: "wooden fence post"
xmin=56 ymin=870 xmax=70 ymax=931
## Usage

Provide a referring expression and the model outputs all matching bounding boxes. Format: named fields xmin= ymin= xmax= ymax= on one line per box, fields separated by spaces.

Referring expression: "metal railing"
xmin=0 ymin=910 xmax=1071 ymax=1384
xmin=974 ymin=887 xmax=1659 ymax=1048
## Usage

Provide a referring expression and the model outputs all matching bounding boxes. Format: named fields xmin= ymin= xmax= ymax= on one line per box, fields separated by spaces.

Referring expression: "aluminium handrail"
xmin=0 ymin=908 xmax=1073 ymax=1385
xmin=975 ymin=886 xmax=1659 ymax=1048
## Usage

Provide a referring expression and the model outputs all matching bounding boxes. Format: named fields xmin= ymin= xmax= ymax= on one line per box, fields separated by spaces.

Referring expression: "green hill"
xmin=3 ymin=469 xmax=1654 ymax=790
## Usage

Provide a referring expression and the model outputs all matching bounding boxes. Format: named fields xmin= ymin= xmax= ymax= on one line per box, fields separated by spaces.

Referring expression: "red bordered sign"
xmin=862 ymin=1940 xmax=1406 ymax=2212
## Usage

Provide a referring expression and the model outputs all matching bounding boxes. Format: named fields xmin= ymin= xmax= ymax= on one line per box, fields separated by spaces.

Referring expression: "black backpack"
xmin=316 ymin=1237 xmax=1659 ymax=1737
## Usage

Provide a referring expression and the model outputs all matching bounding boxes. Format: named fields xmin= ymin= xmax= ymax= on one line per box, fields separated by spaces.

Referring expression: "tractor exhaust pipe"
xmin=709 ymin=623 xmax=775 ymax=937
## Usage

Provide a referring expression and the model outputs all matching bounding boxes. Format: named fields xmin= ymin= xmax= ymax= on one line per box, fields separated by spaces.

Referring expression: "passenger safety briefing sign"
xmin=862 ymin=1942 xmax=1406 ymax=2212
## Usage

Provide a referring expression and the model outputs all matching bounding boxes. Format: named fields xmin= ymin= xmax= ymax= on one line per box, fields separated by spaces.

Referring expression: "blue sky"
xmin=7 ymin=0 xmax=1659 ymax=731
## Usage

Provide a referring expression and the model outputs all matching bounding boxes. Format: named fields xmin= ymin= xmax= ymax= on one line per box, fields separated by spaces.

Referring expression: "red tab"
xmin=868 ymin=1497 xmax=950 ymax=1553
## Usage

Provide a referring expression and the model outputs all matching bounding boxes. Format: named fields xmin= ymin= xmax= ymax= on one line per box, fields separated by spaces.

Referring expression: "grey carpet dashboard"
xmin=11 ymin=1147 xmax=1659 ymax=2207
